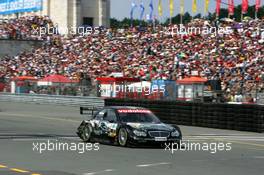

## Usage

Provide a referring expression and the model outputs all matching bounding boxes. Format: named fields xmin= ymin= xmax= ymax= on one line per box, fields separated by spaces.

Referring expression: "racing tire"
xmin=81 ymin=124 xmax=93 ymax=142
xmin=118 ymin=128 xmax=128 ymax=147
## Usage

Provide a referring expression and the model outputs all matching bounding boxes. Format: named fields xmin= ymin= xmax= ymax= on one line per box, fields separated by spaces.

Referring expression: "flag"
xmin=169 ymin=0 xmax=174 ymax=17
xmin=242 ymin=0 xmax=248 ymax=14
xmin=149 ymin=0 xmax=154 ymax=21
xmin=139 ymin=1 xmax=145 ymax=21
xmin=256 ymin=0 xmax=261 ymax=12
xmin=228 ymin=0 xmax=234 ymax=15
xmin=216 ymin=0 xmax=221 ymax=16
xmin=192 ymin=0 xmax=197 ymax=13
xmin=180 ymin=0 xmax=184 ymax=15
xmin=130 ymin=2 xmax=137 ymax=25
xmin=204 ymin=0 xmax=210 ymax=13
xmin=158 ymin=0 xmax=163 ymax=16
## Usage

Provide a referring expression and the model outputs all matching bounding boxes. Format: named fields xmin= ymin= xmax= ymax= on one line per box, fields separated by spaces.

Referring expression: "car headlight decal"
xmin=133 ymin=130 xmax=147 ymax=137
xmin=171 ymin=130 xmax=180 ymax=137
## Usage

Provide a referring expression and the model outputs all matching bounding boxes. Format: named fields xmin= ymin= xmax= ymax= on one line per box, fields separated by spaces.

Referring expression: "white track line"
xmin=190 ymin=134 xmax=257 ymax=136
xmin=83 ymin=169 xmax=116 ymax=175
xmin=11 ymin=138 xmax=58 ymax=141
xmin=192 ymin=136 xmax=264 ymax=138
xmin=136 ymin=162 xmax=171 ymax=167
xmin=11 ymin=138 xmax=81 ymax=142
xmin=184 ymin=136 xmax=264 ymax=142
xmin=0 ymin=113 xmax=80 ymax=123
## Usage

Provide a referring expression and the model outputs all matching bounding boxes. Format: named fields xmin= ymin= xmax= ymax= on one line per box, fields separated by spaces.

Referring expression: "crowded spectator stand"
xmin=0 ymin=15 xmax=264 ymax=103
xmin=0 ymin=16 xmax=54 ymax=40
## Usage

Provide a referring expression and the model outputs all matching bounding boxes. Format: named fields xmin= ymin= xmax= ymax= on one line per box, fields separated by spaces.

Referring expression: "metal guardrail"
xmin=0 ymin=93 xmax=104 ymax=107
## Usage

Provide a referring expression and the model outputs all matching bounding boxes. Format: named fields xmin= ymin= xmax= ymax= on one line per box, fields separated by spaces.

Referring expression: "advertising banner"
xmin=0 ymin=0 xmax=42 ymax=15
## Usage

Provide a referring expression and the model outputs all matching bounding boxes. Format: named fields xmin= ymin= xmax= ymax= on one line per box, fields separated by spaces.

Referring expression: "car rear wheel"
xmin=81 ymin=124 xmax=93 ymax=142
xmin=118 ymin=128 xmax=128 ymax=147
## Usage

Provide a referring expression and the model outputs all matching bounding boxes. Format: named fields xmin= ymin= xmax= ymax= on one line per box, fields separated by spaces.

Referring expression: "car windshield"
xmin=118 ymin=110 xmax=161 ymax=123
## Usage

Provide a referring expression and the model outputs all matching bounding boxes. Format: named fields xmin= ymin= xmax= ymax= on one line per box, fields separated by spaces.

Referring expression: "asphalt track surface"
xmin=0 ymin=101 xmax=264 ymax=175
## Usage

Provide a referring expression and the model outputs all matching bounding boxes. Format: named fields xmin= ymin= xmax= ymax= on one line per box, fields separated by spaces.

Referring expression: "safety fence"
xmin=105 ymin=99 xmax=264 ymax=133
xmin=0 ymin=93 xmax=104 ymax=108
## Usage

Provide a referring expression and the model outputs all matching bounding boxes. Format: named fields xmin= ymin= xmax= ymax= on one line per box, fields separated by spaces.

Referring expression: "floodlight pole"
xmin=180 ymin=14 xmax=183 ymax=24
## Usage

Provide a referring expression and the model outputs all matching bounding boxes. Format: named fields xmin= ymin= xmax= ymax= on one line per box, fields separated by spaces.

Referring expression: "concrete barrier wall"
xmin=0 ymin=39 xmax=43 ymax=58
xmin=105 ymin=99 xmax=264 ymax=133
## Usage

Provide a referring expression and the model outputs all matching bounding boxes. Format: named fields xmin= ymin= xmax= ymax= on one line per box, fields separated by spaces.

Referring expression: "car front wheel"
xmin=118 ymin=128 xmax=128 ymax=147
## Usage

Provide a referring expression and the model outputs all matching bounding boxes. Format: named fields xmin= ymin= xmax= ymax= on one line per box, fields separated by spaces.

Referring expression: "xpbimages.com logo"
xmin=32 ymin=24 xmax=102 ymax=36
xmin=98 ymin=83 xmax=166 ymax=96
xmin=32 ymin=140 xmax=100 ymax=154
xmin=165 ymin=141 xmax=232 ymax=154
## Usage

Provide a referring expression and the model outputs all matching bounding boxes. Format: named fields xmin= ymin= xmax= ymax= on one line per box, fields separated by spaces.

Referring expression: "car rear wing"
xmin=80 ymin=106 xmax=103 ymax=117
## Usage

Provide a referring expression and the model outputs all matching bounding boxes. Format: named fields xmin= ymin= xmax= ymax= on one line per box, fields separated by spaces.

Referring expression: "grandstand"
xmin=0 ymin=13 xmax=263 ymax=103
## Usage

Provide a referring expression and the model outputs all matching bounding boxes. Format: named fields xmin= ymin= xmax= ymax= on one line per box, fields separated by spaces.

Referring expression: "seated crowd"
xmin=0 ymin=16 xmax=263 ymax=102
xmin=0 ymin=15 xmax=54 ymax=40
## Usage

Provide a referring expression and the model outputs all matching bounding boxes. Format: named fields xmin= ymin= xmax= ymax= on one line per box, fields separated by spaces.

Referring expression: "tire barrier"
xmin=105 ymin=99 xmax=264 ymax=133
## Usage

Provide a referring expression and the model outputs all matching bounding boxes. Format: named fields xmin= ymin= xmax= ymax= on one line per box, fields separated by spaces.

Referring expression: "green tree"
xmin=111 ymin=5 xmax=264 ymax=28
xmin=194 ymin=13 xmax=202 ymax=19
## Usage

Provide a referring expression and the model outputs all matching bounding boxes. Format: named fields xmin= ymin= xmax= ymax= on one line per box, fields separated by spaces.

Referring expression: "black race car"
xmin=77 ymin=106 xmax=182 ymax=147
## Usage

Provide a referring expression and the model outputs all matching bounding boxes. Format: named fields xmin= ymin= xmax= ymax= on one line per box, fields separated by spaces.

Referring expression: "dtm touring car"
xmin=77 ymin=106 xmax=182 ymax=147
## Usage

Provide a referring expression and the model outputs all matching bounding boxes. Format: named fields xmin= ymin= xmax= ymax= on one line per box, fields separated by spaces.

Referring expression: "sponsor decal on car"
xmin=117 ymin=109 xmax=151 ymax=113
xmin=106 ymin=123 xmax=118 ymax=137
